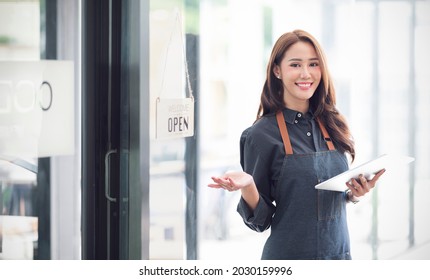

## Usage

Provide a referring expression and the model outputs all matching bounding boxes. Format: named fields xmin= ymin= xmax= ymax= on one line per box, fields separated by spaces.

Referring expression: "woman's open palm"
xmin=208 ymin=171 xmax=254 ymax=192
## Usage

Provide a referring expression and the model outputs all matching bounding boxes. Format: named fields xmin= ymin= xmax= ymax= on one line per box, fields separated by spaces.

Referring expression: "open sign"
xmin=156 ymin=97 xmax=194 ymax=139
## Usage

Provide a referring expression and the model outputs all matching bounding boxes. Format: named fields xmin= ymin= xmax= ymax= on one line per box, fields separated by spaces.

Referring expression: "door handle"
xmin=105 ymin=149 xmax=117 ymax=202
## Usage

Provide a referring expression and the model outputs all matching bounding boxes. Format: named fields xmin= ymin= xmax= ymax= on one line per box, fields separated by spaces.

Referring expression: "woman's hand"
xmin=346 ymin=168 xmax=386 ymax=198
xmin=209 ymin=171 xmax=259 ymax=210
xmin=208 ymin=171 xmax=254 ymax=192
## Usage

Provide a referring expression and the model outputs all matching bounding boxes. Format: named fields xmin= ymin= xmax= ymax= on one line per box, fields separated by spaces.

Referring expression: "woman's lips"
xmin=296 ymin=82 xmax=312 ymax=90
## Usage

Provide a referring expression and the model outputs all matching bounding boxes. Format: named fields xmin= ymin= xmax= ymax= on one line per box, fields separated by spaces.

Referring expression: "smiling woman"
xmin=209 ymin=29 xmax=384 ymax=260
xmin=193 ymin=0 xmax=430 ymax=262
xmin=257 ymin=30 xmax=355 ymax=161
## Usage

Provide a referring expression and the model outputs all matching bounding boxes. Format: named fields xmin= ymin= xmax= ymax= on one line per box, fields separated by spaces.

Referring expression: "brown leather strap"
xmin=316 ymin=118 xmax=335 ymax=151
xmin=276 ymin=111 xmax=293 ymax=155
xmin=276 ymin=111 xmax=335 ymax=154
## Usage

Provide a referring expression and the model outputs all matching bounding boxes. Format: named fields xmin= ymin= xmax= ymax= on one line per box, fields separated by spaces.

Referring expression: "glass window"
xmin=0 ymin=0 xmax=81 ymax=260
xmin=0 ymin=0 xmax=41 ymax=260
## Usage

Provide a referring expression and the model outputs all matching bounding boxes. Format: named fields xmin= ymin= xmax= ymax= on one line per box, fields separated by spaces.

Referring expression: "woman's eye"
xmin=290 ymin=63 xmax=300 ymax=68
xmin=310 ymin=62 xmax=319 ymax=67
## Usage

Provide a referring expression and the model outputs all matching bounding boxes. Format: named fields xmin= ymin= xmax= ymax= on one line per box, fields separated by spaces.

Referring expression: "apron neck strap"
xmin=276 ymin=111 xmax=335 ymax=155
xmin=276 ymin=111 xmax=293 ymax=155
xmin=316 ymin=118 xmax=335 ymax=151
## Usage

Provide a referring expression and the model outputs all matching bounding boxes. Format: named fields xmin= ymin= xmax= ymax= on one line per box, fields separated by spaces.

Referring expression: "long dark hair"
xmin=257 ymin=29 xmax=355 ymax=161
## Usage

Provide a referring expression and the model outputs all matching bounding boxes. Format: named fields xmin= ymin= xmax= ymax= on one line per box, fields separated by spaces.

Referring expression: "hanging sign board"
xmin=156 ymin=97 xmax=194 ymax=140
xmin=155 ymin=10 xmax=195 ymax=140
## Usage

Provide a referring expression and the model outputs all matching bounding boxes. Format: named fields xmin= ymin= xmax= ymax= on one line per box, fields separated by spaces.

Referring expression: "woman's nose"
xmin=300 ymin=66 xmax=311 ymax=79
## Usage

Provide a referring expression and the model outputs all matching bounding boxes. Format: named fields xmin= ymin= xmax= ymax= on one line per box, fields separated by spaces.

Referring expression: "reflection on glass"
xmin=0 ymin=159 xmax=38 ymax=259
xmin=0 ymin=0 xmax=40 ymax=260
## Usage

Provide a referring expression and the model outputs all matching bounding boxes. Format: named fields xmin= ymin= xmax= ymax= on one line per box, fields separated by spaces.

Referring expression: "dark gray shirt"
xmin=237 ymin=107 xmax=333 ymax=232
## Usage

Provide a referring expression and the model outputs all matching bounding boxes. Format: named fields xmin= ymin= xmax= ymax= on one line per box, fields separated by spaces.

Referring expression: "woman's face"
xmin=273 ymin=41 xmax=321 ymax=111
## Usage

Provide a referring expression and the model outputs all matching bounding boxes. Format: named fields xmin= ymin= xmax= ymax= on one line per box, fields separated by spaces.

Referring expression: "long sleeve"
xmin=237 ymin=127 xmax=276 ymax=232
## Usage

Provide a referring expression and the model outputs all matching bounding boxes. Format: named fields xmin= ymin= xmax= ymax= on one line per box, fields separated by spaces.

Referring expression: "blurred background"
xmin=0 ymin=0 xmax=429 ymax=260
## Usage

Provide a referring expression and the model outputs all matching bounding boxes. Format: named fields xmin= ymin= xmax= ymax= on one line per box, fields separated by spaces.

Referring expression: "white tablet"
xmin=314 ymin=154 xmax=415 ymax=192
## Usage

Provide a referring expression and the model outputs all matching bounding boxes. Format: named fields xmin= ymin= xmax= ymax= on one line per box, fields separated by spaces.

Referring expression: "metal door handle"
xmin=105 ymin=149 xmax=117 ymax=202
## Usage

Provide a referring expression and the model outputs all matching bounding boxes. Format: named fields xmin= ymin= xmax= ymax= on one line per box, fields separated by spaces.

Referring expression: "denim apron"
xmin=261 ymin=112 xmax=351 ymax=260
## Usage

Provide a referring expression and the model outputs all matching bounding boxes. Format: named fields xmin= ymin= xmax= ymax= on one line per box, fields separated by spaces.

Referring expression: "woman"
xmin=208 ymin=29 xmax=385 ymax=260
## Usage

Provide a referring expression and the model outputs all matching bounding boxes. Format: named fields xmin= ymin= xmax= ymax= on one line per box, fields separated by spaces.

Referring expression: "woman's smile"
xmin=295 ymin=82 xmax=313 ymax=90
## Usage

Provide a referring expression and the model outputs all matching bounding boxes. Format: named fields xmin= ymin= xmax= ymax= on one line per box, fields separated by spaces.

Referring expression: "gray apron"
xmin=261 ymin=112 xmax=351 ymax=260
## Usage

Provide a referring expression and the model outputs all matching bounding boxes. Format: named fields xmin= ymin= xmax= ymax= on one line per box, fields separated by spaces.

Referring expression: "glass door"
xmin=81 ymin=0 xmax=150 ymax=260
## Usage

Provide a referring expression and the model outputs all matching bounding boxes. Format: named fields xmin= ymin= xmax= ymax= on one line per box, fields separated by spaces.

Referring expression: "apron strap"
xmin=276 ymin=111 xmax=293 ymax=155
xmin=276 ymin=111 xmax=335 ymax=155
xmin=316 ymin=118 xmax=335 ymax=151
